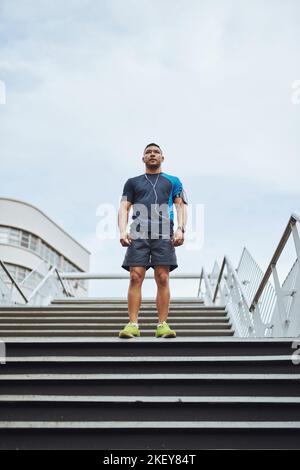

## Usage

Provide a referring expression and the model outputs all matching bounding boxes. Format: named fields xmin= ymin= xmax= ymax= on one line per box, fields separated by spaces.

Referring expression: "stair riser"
xmin=0 ymin=379 xmax=299 ymax=396
xmin=0 ymin=402 xmax=300 ymax=421
xmin=1 ymin=362 xmax=299 ymax=374
xmin=49 ymin=304 xmax=210 ymax=309
xmin=3 ymin=342 xmax=297 ymax=357
xmin=0 ymin=318 xmax=230 ymax=323
xmin=51 ymin=300 xmax=206 ymax=304
xmin=0 ymin=324 xmax=232 ymax=330
xmin=0 ymin=428 xmax=299 ymax=450
xmin=0 ymin=331 xmax=234 ymax=337
xmin=0 ymin=310 xmax=227 ymax=316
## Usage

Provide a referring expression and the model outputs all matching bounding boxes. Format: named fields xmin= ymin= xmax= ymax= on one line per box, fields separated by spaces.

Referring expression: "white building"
xmin=0 ymin=197 xmax=90 ymax=302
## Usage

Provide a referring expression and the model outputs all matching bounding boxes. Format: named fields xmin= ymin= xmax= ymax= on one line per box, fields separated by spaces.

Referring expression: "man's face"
xmin=142 ymin=145 xmax=164 ymax=170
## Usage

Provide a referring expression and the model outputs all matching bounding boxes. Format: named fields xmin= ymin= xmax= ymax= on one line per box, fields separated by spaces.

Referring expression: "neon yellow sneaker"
xmin=155 ymin=321 xmax=176 ymax=338
xmin=119 ymin=323 xmax=140 ymax=339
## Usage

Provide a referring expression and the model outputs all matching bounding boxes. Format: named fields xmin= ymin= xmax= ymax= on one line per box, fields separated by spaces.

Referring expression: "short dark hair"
xmin=144 ymin=142 xmax=161 ymax=152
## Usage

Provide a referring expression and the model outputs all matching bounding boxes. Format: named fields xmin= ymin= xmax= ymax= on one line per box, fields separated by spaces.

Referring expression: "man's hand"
xmin=172 ymin=228 xmax=184 ymax=247
xmin=120 ymin=232 xmax=132 ymax=247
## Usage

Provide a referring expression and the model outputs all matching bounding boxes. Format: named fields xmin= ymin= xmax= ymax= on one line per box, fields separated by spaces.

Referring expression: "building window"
xmin=9 ymin=227 xmax=21 ymax=246
xmin=0 ymin=226 xmax=9 ymax=244
xmin=0 ymin=225 xmax=85 ymax=284
xmin=30 ymin=235 xmax=38 ymax=251
xmin=21 ymin=231 xmax=30 ymax=248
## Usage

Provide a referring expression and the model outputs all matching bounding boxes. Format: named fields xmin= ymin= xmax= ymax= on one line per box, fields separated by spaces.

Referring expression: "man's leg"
xmin=128 ymin=266 xmax=146 ymax=322
xmin=154 ymin=266 xmax=170 ymax=323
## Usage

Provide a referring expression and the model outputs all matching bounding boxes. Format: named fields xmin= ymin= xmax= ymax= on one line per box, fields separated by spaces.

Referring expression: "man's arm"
xmin=118 ymin=200 xmax=133 ymax=246
xmin=119 ymin=178 xmax=134 ymax=246
xmin=173 ymin=196 xmax=187 ymax=246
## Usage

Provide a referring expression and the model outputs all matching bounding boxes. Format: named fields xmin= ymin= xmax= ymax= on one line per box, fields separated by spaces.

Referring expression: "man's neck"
xmin=145 ymin=169 xmax=162 ymax=175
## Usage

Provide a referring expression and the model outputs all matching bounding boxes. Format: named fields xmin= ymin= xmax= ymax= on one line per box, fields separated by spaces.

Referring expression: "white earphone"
xmin=144 ymin=173 xmax=169 ymax=221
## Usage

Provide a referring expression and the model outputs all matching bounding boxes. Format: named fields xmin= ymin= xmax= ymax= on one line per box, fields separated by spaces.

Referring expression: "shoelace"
xmin=158 ymin=322 xmax=169 ymax=328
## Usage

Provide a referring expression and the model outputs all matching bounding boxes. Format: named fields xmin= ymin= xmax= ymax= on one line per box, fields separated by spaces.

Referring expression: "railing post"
xmin=271 ymin=264 xmax=288 ymax=336
xmin=202 ymin=269 xmax=214 ymax=306
xmin=230 ymin=269 xmax=253 ymax=336
xmin=55 ymin=269 xmax=71 ymax=297
xmin=292 ymin=223 xmax=300 ymax=265
xmin=197 ymin=270 xmax=203 ymax=298
xmin=212 ymin=258 xmax=225 ymax=303
xmin=252 ymin=303 xmax=268 ymax=337
xmin=0 ymin=260 xmax=28 ymax=304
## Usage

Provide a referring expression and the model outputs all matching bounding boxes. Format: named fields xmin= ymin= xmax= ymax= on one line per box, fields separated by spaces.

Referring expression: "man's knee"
xmin=154 ymin=269 xmax=170 ymax=286
xmin=129 ymin=268 xmax=145 ymax=285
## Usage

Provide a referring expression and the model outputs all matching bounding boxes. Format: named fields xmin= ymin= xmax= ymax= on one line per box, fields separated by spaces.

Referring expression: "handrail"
xmin=0 ymin=260 xmax=28 ymax=303
xmin=60 ymin=272 xmax=202 ymax=280
xmin=249 ymin=212 xmax=300 ymax=311
xmin=212 ymin=255 xmax=251 ymax=310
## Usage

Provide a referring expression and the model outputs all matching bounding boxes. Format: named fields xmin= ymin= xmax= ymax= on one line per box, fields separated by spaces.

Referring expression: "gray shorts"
xmin=121 ymin=234 xmax=178 ymax=272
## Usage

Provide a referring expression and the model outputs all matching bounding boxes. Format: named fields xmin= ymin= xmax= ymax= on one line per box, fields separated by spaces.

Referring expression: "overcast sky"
xmin=0 ymin=0 xmax=299 ymax=298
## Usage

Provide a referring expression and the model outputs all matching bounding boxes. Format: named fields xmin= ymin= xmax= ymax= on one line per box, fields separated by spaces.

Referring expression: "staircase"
xmin=0 ymin=297 xmax=300 ymax=449
xmin=0 ymin=297 xmax=233 ymax=337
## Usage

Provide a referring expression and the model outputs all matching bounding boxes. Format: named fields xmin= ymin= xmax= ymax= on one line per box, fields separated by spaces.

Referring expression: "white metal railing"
xmin=26 ymin=266 xmax=70 ymax=305
xmin=59 ymin=272 xmax=201 ymax=280
xmin=197 ymin=268 xmax=214 ymax=305
xmin=0 ymin=260 xmax=73 ymax=306
xmin=0 ymin=272 xmax=13 ymax=305
xmin=199 ymin=261 xmax=220 ymax=304
xmin=200 ymin=212 xmax=300 ymax=337
xmin=0 ymin=261 xmax=204 ymax=306
xmin=281 ymin=259 xmax=298 ymax=321
xmin=58 ymin=272 xmax=203 ymax=302
xmin=236 ymin=247 xmax=276 ymax=333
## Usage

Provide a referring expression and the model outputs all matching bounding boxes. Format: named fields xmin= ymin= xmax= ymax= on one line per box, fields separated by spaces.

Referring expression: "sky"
xmin=0 ymin=0 xmax=300 ymax=298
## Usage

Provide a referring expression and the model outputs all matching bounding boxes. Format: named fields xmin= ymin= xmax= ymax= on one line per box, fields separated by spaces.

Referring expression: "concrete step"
xmin=0 ymin=395 xmax=300 ymax=421
xmin=0 ymin=306 xmax=227 ymax=314
xmin=0 ymin=316 xmax=230 ymax=323
xmin=0 ymin=373 xmax=299 ymax=397
xmin=48 ymin=306 xmax=225 ymax=312
xmin=1 ymin=355 xmax=298 ymax=374
xmin=0 ymin=329 xmax=235 ymax=337
xmin=0 ymin=311 xmax=229 ymax=319
xmin=2 ymin=338 xmax=297 ymax=357
xmin=1 ymin=421 xmax=299 ymax=449
xmin=0 ymin=322 xmax=232 ymax=330
xmin=51 ymin=297 xmax=206 ymax=305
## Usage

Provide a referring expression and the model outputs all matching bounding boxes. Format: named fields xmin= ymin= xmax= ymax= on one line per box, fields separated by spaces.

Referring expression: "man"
xmin=118 ymin=142 xmax=188 ymax=339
